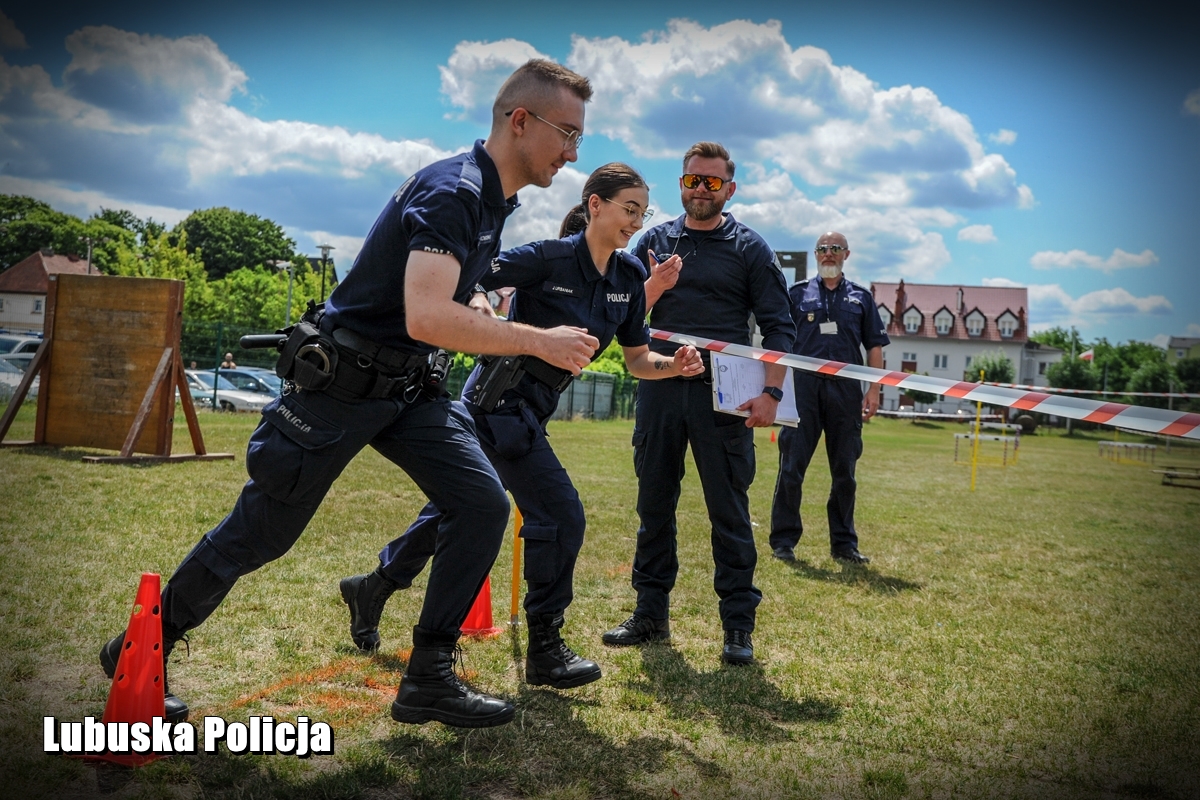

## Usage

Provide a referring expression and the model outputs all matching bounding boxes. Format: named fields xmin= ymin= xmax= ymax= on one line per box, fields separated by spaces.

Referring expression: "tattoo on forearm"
xmin=655 ymin=360 xmax=671 ymax=371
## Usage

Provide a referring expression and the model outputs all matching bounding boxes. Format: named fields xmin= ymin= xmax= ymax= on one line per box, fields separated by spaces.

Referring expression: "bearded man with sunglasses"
xmin=602 ymin=141 xmax=794 ymax=666
xmin=769 ymin=231 xmax=889 ymax=566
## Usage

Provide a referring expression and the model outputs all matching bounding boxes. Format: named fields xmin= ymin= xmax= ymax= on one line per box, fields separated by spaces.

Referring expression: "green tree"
xmin=1046 ymin=357 xmax=1098 ymax=392
xmin=964 ymin=350 xmax=1014 ymax=384
xmin=92 ymin=207 xmax=166 ymax=247
xmin=587 ymin=339 xmax=631 ymax=376
xmin=1174 ymin=357 xmax=1200 ymax=393
xmin=111 ymin=232 xmax=215 ymax=319
xmin=1125 ymin=360 xmax=1174 ymax=409
xmin=209 ymin=256 xmax=320 ymax=329
xmin=0 ymin=195 xmax=134 ymax=273
xmin=1029 ymin=326 xmax=1084 ymax=354
xmin=172 ymin=207 xmax=296 ymax=280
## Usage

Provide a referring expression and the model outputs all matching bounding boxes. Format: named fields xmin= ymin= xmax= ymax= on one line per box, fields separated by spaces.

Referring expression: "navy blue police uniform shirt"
xmin=464 ymin=230 xmax=650 ymax=420
xmin=633 ymin=213 xmax=794 ymax=358
xmin=790 ymin=275 xmax=890 ymax=365
xmin=324 ymin=140 xmax=518 ymax=355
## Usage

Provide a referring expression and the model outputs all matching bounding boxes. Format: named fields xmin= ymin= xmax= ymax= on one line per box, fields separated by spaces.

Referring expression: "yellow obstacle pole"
xmin=970 ymin=369 xmax=983 ymax=491
xmin=510 ymin=507 xmax=523 ymax=626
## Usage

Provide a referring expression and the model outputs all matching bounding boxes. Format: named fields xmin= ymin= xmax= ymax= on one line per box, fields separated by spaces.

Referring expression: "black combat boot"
xmin=339 ymin=568 xmax=404 ymax=651
xmin=525 ymin=613 xmax=602 ymax=689
xmin=391 ymin=626 xmax=515 ymax=728
xmin=601 ymin=613 xmax=670 ymax=646
xmin=99 ymin=629 xmax=189 ymax=723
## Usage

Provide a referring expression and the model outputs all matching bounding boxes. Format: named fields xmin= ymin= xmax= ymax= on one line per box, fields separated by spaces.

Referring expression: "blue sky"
xmin=2 ymin=0 xmax=1197 ymax=346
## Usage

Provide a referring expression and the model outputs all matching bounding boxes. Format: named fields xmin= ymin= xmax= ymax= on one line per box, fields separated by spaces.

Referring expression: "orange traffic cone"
xmin=461 ymin=576 xmax=503 ymax=638
xmin=770 ymin=429 xmax=776 ymax=443
xmin=81 ymin=572 xmax=168 ymax=766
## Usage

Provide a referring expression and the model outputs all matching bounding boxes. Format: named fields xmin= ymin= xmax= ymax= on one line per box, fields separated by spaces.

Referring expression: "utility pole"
xmin=318 ymin=243 xmax=335 ymax=300
xmin=271 ymin=260 xmax=295 ymax=325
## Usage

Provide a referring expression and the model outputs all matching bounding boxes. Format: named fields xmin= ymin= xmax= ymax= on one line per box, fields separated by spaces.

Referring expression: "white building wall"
xmin=0 ymin=293 xmax=46 ymax=333
xmin=879 ymin=336 xmax=1059 ymax=413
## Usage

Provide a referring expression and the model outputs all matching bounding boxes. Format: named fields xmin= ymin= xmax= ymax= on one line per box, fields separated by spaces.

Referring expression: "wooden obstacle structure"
xmin=0 ymin=274 xmax=233 ymax=463
xmin=954 ymin=432 xmax=1018 ymax=467
xmin=1152 ymin=466 xmax=1200 ymax=489
xmin=1097 ymin=440 xmax=1156 ymax=465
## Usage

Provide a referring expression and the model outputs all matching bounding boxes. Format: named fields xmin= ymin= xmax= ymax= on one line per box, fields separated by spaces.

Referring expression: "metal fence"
xmin=182 ymin=320 xmax=279 ymax=370
xmin=447 ymin=363 xmax=638 ymax=419
xmin=189 ymin=321 xmax=640 ymax=420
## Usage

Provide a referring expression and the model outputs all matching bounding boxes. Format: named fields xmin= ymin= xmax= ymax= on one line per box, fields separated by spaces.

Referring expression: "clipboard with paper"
xmin=711 ymin=352 xmax=800 ymax=427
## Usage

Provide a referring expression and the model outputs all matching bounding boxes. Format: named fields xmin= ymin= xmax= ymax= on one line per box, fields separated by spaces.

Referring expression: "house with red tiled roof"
xmin=869 ymin=280 xmax=1062 ymax=412
xmin=0 ymin=249 xmax=96 ymax=333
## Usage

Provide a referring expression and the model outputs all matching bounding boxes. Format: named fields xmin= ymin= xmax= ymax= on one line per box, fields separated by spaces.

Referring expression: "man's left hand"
xmin=737 ymin=393 xmax=779 ymax=427
xmin=862 ymin=388 xmax=880 ymax=420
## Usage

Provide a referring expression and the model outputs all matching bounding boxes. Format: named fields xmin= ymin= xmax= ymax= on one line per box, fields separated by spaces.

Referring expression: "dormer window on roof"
xmin=997 ymin=311 xmax=1017 ymax=338
xmin=934 ymin=308 xmax=954 ymax=335
xmin=965 ymin=309 xmax=985 ymax=337
xmin=878 ymin=306 xmax=892 ymax=326
xmin=903 ymin=308 xmax=922 ymax=334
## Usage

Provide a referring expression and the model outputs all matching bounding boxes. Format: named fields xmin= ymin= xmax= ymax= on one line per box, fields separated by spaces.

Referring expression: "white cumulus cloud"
xmin=439 ymin=19 xmax=1033 ymax=215
xmin=957 ymin=224 xmax=996 ymax=243
xmin=1029 ymin=247 xmax=1158 ymax=274
xmin=983 ymin=277 xmax=1172 ymax=329
xmin=439 ymin=38 xmax=551 ymax=124
xmin=0 ymin=24 xmax=471 ymax=246
xmin=988 ymin=129 xmax=1017 ymax=145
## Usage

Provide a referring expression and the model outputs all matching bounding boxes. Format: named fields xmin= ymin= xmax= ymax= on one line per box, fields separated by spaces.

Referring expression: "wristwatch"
xmin=762 ymin=386 xmax=784 ymax=402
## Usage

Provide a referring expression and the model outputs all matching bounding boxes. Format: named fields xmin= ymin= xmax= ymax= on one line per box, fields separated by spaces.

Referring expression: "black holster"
xmin=473 ymin=355 xmax=572 ymax=412
xmin=276 ymin=321 xmax=339 ymax=391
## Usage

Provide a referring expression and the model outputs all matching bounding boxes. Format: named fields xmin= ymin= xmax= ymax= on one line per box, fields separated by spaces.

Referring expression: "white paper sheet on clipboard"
xmin=711 ymin=352 xmax=800 ymax=427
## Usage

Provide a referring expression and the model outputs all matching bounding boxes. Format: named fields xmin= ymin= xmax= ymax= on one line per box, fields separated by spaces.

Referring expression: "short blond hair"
xmin=492 ymin=59 xmax=592 ymax=127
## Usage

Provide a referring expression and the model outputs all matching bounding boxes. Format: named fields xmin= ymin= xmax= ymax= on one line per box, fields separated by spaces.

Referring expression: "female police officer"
xmin=340 ymin=162 xmax=703 ymax=689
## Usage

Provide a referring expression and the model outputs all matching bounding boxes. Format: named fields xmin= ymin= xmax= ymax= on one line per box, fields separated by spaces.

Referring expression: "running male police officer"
xmin=769 ymin=231 xmax=889 ymax=565
xmin=98 ymin=60 xmax=598 ymax=729
xmin=601 ymin=142 xmax=795 ymax=665
xmin=341 ymin=163 xmax=704 ymax=689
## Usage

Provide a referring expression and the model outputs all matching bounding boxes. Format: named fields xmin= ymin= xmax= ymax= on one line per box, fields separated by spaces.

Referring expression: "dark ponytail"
xmin=558 ymin=162 xmax=648 ymax=237
xmin=559 ymin=204 xmax=589 ymax=238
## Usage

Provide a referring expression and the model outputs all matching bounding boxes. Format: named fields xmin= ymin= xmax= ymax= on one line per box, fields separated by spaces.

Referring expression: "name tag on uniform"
xmin=543 ymin=282 xmax=580 ymax=297
xmin=820 ymin=321 xmax=838 ymax=335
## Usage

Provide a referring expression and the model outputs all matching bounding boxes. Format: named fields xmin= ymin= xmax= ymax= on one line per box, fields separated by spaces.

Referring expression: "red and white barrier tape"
xmin=981 ymin=382 xmax=1199 ymax=398
xmin=649 ymin=329 xmax=1200 ymax=441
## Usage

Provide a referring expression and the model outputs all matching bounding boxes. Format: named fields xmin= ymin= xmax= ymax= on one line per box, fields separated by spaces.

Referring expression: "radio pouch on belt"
xmin=276 ymin=321 xmax=339 ymax=391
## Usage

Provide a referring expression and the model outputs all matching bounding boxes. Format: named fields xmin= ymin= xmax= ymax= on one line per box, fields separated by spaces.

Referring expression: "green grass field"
xmin=1 ymin=403 xmax=1198 ymax=799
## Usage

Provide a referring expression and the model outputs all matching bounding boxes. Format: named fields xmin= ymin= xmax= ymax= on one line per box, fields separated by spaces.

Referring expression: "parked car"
xmin=217 ymin=367 xmax=281 ymax=397
xmin=0 ymin=356 xmax=37 ymax=402
xmin=184 ymin=370 xmax=271 ymax=413
xmin=0 ymin=334 xmax=42 ymax=355
xmin=0 ymin=352 xmax=35 ymax=373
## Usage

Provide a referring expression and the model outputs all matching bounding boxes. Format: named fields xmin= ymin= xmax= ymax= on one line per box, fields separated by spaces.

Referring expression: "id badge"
xmin=819 ymin=321 xmax=838 ymax=335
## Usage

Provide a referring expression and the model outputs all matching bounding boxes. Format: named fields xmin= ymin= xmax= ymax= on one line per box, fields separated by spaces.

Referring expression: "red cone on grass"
xmin=461 ymin=576 xmax=503 ymax=638
xmin=770 ymin=429 xmax=776 ymax=443
xmin=80 ymin=572 xmax=167 ymax=767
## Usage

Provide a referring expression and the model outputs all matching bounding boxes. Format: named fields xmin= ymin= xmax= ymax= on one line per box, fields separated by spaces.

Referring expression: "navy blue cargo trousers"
xmin=770 ymin=373 xmax=864 ymax=553
xmin=378 ymin=402 xmax=586 ymax=618
xmin=630 ymin=378 xmax=761 ymax=632
xmin=161 ymin=388 xmax=510 ymax=638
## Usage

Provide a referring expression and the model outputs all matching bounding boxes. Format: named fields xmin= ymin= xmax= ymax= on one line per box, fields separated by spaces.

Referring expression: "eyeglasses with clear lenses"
xmin=815 ymin=244 xmax=847 ymax=254
xmin=681 ymin=173 xmax=727 ymax=192
xmin=506 ymin=109 xmax=583 ymax=151
xmin=603 ymin=197 xmax=654 ymax=222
